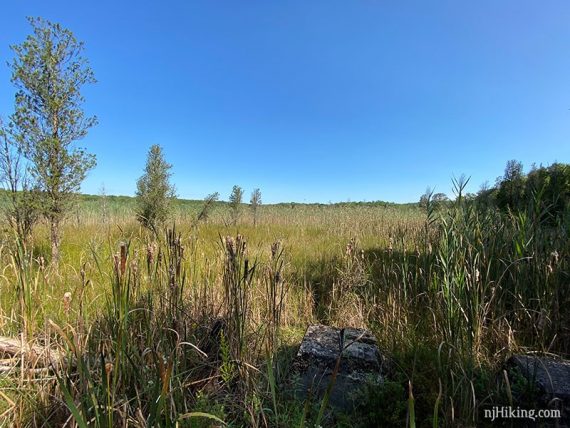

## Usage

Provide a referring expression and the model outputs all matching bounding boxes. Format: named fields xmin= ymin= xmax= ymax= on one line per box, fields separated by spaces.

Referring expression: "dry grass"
xmin=0 ymin=198 xmax=568 ymax=427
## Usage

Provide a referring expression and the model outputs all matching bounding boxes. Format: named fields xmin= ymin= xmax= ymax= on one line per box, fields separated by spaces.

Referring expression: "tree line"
xmin=419 ymin=160 xmax=570 ymax=224
xmin=478 ymin=160 xmax=569 ymax=222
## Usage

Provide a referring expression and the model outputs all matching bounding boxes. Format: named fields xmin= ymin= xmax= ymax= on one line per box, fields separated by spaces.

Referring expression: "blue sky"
xmin=1 ymin=1 xmax=569 ymax=203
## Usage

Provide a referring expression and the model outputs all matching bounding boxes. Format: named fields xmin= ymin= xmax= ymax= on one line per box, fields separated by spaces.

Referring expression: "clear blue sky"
xmin=1 ymin=1 xmax=569 ymax=203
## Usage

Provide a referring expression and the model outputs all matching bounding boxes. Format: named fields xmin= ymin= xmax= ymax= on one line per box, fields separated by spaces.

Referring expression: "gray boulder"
xmin=507 ymin=354 xmax=570 ymax=424
xmin=292 ymin=324 xmax=384 ymax=413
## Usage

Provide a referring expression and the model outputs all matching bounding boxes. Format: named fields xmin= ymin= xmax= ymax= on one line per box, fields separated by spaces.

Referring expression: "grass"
xmin=0 ymin=193 xmax=568 ymax=427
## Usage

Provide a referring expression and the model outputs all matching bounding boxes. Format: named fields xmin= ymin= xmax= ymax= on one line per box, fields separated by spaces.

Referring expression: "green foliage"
xmin=525 ymin=162 xmax=570 ymax=222
xmin=0 ymin=123 xmax=41 ymax=242
xmin=135 ymin=144 xmax=176 ymax=230
xmin=481 ymin=160 xmax=570 ymax=223
xmin=495 ymin=159 xmax=525 ymax=212
xmin=353 ymin=380 xmax=407 ymax=427
xmin=8 ymin=17 xmax=97 ymax=261
xmin=250 ymin=188 xmax=262 ymax=226
xmin=228 ymin=185 xmax=243 ymax=225
xmin=220 ymin=331 xmax=235 ymax=384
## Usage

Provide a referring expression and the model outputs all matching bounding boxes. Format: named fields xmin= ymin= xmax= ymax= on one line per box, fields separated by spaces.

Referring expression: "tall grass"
xmin=0 ymin=196 xmax=567 ymax=426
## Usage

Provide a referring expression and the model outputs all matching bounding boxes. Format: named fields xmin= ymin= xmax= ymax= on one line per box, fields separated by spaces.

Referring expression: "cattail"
xmin=119 ymin=242 xmax=127 ymax=276
xmin=236 ymin=234 xmax=247 ymax=255
xmin=146 ymin=242 xmax=156 ymax=271
xmin=63 ymin=292 xmax=72 ymax=314
xmin=225 ymin=236 xmax=236 ymax=259
xmin=113 ymin=253 xmax=120 ymax=275
xmin=271 ymin=240 xmax=281 ymax=260
xmin=105 ymin=362 xmax=113 ymax=379
xmin=346 ymin=239 xmax=354 ymax=257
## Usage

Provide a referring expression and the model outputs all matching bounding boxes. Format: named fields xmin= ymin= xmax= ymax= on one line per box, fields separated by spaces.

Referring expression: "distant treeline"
xmin=0 ymin=190 xmax=416 ymax=210
xmin=477 ymin=160 xmax=569 ymax=222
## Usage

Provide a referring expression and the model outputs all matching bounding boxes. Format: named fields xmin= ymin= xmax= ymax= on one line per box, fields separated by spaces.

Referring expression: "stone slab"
xmin=293 ymin=324 xmax=384 ymax=413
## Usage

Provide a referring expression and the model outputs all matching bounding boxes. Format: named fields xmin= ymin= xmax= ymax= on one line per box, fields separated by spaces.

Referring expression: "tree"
xmin=432 ymin=193 xmax=449 ymax=204
xmin=250 ymin=188 xmax=262 ymax=226
xmin=135 ymin=144 xmax=176 ymax=231
xmin=419 ymin=187 xmax=434 ymax=209
xmin=0 ymin=120 xmax=40 ymax=243
xmin=9 ymin=17 xmax=97 ymax=263
xmin=496 ymin=160 xmax=525 ymax=212
xmin=228 ymin=185 xmax=243 ymax=225
xmin=525 ymin=162 xmax=570 ymax=222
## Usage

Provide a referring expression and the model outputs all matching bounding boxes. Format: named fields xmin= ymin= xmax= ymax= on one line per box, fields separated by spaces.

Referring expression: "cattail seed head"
xmin=105 ymin=362 xmax=113 ymax=379
xmin=225 ymin=236 xmax=236 ymax=259
xmin=551 ymin=250 xmax=559 ymax=265
xmin=271 ymin=241 xmax=281 ymax=260
xmin=63 ymin=292 xmax=72 ymax=313
xmin=119 ymin=242 xmax=127 ymax=276
xmin=113 ymin=253 xmax=120 ymax=274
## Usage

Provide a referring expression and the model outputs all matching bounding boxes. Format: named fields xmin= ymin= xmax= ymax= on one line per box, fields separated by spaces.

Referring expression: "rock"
xmin=506 ymin=354 xmax=570 ymax=424
xmin=292 ymin=324 xmax=384 ymax=413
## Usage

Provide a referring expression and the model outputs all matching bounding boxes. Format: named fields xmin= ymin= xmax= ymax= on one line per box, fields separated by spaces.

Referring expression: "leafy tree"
xmin=8 ymin=17 xmax=97 ymax=263
xmin=135 ymin=144 xmax=176 ymax=231
xmin=228 ymin=185 xmax=243 ymax=225
xmin=432 ymin=192 xmax=449 ymax=204
xmin=496 ymin=160 xmax=525 ymax=212
xmin=525 ymin=162 xmax=570 ymax=222
xmin=250 ymin=188 xmax=262 ymax=226
xmin=475 ymin=161 xmax=570 ymax=223
xmin=0 ymin=120 xmax=40 ymax=243
xmin=419 ymin=187 xmax=434 ymax=209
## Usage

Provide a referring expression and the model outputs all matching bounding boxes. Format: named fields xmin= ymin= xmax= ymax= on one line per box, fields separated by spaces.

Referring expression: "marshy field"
xmin=1 ymin=4 xmax=569 ymax=426
xmin=0 ymin=187 xmax=568 ymax=427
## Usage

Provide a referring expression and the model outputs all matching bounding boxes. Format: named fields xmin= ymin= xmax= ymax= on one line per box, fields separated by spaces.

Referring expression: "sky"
xmin=1 ymin=1 xmax=569 ymax=203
